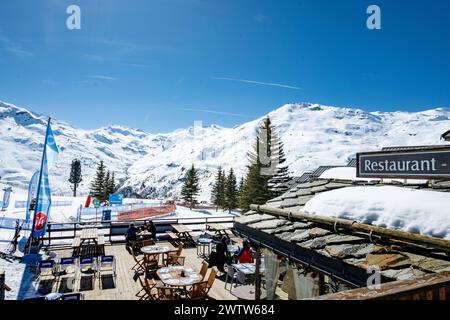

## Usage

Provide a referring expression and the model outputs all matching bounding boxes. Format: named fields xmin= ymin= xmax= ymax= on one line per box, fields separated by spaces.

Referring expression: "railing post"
xmin=0 ymin=270 xmax=5 ymax=301
xmin=47 ymin=224 xmax=51 ymax=246
xmin=255 ymin=248 xmax=261 ymax=300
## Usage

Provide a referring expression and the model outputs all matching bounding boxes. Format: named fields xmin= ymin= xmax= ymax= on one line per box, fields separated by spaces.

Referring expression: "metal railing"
xmin=43 ymin=215 xmax=236 ymax=246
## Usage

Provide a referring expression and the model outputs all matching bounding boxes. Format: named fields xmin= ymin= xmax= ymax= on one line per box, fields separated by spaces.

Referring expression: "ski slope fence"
xmin=117 ymin=203 xmax=177 ymax=221
xmin=14 ymin=200 xmax=73 ymax=209
xmin=0 ymin=217 xmax=32 ymax=230
xmin=76 ymin=202 xmax=174 ymax=221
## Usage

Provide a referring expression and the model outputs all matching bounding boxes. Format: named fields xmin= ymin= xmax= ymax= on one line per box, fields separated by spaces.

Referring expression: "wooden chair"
xmin=164 ymin=242 xmax=184 ymax=265
xmin=144 ymin=278 xmax=158 ymax=300
xmin=199 ymin=261 xmax=209 ymax=280
xmin=185 ymin=281 xmax=208 ymax=300
xmin=131 ymin=251 xmax=145 ymax=274
xmin=156 ymin=286 xmax=178 ymax=300
xmin=169 ymin=256 xmax=185 ymax=266
xmin=142 ymin=240 xmax=155 ymax=247
xmin=144 ymin=253 xmax=159 ymax=278
xmin=136 ymin=276 xmax=148 ymax=300
xmin=206 ymin=266 xmax=218 ymax=293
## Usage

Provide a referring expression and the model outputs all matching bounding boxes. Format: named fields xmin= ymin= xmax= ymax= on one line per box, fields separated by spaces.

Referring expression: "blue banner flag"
xmin=2 ymin=186 xmax=12 ymax=211
xmin=26 ymin=171 xmax=39 ymax=224
xmin=31 ymin=119 xmax=59 ymax=238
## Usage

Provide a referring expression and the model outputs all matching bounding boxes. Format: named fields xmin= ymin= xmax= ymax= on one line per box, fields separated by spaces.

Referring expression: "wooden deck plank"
xmin=47 ymin=242 xmax=237 ymax=300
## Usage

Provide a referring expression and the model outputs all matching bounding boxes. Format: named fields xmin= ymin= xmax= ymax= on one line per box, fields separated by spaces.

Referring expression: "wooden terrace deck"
xmin=40 ymin=242 xmax=237 ymax=300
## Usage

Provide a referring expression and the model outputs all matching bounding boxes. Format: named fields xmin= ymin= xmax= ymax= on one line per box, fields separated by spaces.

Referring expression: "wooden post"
xmin=0 ymin=270 xmax=5 ymax=300
xmin=47 ymin=223 xmax=51 ymax=246
xmin=255 ymin=248 xmax=261 ymax=300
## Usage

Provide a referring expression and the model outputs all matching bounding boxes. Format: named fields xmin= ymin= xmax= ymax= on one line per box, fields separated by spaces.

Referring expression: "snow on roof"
xmin=303 ymin=186 xmax=450 ymax=239
xmin=319 ymin=167 xmax=428 ymax=184
xmin=319 ymin=167 xmax=379 ymax=181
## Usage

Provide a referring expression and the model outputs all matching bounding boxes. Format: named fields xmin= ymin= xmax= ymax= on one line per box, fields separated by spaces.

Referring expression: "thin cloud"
xmin=211 ymin=76 xmax=301 ymax=90
xmin=86 ymin=75 xmax=119 ymax=81
xmin=254 ymin=14 xmax=268 ymax=23
xmin=180 ymin=108 xmax=254 ymax=118
xmin=42 ymin=80 xmax=59 ymax=86
xmin=0 ymin=34 xmax=33 ymax=57
xmin=82 ymin=53 xmax=151 ymax=68
xmin=92 ymin=39 xmax=175 ymax=53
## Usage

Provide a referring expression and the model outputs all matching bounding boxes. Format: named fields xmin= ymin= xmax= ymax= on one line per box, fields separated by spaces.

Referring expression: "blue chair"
xmin=37 ymin=260 xmax=56 ymax=281
xmin=98 ymin=255 xmax=116 ymax=288
xmin=60 ymin=292 xmax=83 ymax=300
xmin=78 ymin=257 xmax=97 ymax=289
xmin=57 ymin=257 xmax=77 ymax=291
xmin=24 ymin=296 xmax=47 ymax=301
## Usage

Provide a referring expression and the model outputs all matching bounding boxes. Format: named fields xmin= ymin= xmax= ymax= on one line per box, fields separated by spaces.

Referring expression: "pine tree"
xmin=268 ymin=139 xmax=290 ymax=197
xmin=239 ymin=118 xmax=275 ymax=212
xmin=238 ymin=176 xmax=244 ymax=203
xmin=224 ymin=168 xmax=238 ymax=213
xmin=181 ymin=164 xmax=200 ymax=209
xmin=211 ymin=167 xmax=226 ymax=211
xmin=90 ymin=160 xmax=106 ymax=200
xmin=108 ymin=172 xmax=116 ymax=195
xmin=69 ymin=159 xmax=82 ymax=197
xmin=104 ymin=171 xmax=111 ymax=198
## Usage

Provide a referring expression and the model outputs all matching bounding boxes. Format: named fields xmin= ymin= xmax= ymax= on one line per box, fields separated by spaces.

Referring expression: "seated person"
xmin=140 ymin=220 xmax=157 ymax=240
xmin=125 ymin=223 xmax=138 ymax=252
xmin=141 ymin=221 xmax=150 ymax=232
xmin=148 ymin=221 xmax=157 ymax=240
xmin=234 ymin=239 xmax=254 ymax=264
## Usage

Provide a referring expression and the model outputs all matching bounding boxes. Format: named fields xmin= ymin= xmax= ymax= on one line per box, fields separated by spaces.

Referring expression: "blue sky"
xmin=0 ymin=0 xmax=450 ymax=132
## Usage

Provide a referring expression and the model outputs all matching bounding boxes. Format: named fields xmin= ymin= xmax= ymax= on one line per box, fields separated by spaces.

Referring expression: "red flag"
xmin=85 ymin=195 xmax=91 ymax=208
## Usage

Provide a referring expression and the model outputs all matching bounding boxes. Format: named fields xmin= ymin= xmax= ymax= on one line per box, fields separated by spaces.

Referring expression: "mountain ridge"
xmin=1 ymin=100 xmax=449 ymax=200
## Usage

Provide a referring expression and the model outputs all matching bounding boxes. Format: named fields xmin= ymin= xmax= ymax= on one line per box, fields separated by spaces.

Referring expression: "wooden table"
xmin=73 ymin=228 xmax=103 ymax=257
xmin=142 ymin=245 xmax=174 ymax=266
xmin=206 ymin=223 xmax=229 ymax=238
xmin=137 ymin=231 xmax=153 ymax=239
xmin=231 ymin=285 xmax=267 ymax=300
xmin=80 ymin=228 xmax=99 ymax=245
xmin=141 ymin=245 xmax=172 ymax=255
xmin=156 ymin=266 xmax=202 ymax=287
xmin=232 ymin=263 xmax=265 ymax=275
xmin=171 ymin=224 xmax=194 ymax=244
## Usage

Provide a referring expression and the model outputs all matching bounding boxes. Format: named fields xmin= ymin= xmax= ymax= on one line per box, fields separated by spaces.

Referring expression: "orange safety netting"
xmin=117 ymin=203 xmax=176 ymax=221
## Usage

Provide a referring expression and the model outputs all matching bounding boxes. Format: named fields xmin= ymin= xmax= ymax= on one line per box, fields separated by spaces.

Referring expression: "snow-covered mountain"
xmin=1 ymin=100 xmax=449 ymax=200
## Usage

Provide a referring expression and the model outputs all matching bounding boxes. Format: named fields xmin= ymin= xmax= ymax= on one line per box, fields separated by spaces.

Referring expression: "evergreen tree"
xmin=108 ymin=172 xmax=116 ymax=195
xmin=69 ymin=159 xmax=82 ymax=197
xmin=268 ymin=140 xmax=290 ymax=197
xmin=211 ymin=167 xmax=226 ymax=211
xmin=181 ymin=164 xmax=200 ymax=209
xmin=224 ymin=168 xmax=238 ymax=213
xmin=238 ymin=176 xmax=244 ymax=203
xmin=239 ymin=118 xmax=275 ymax=212
xmin=104 ymin=171 xmax=111 ymax=198
xmin=90 ymin=160 xmax=106 ymax=200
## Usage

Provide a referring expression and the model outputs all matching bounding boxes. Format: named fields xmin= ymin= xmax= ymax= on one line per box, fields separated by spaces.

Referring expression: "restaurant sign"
xmin=356 ymin=148 xmax=450 ymax=179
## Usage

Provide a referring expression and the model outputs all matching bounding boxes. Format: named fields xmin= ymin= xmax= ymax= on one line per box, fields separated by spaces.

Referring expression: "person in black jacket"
xmin=215 ymin=236 xmax=230 ymax=273
xmin=148 ymin=221 xmax=157 ymax=240
xmin=125 ymin=223 xmax=138 ymax=253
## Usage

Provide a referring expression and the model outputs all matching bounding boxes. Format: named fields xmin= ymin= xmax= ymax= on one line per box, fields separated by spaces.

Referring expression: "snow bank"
xmin=319 ymin=167 xmax=428 ymax=184
xmin=303 ymin=186 xmax=450 ymax=239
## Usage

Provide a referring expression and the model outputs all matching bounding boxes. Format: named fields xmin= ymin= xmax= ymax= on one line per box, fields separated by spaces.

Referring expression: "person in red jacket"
xmin=236 ymin=239 xmax=254 ymax=264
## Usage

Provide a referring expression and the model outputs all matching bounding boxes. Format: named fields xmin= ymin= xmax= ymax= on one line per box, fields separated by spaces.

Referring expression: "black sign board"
xmin=356 ymin=147 xmax=450 ymax=179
